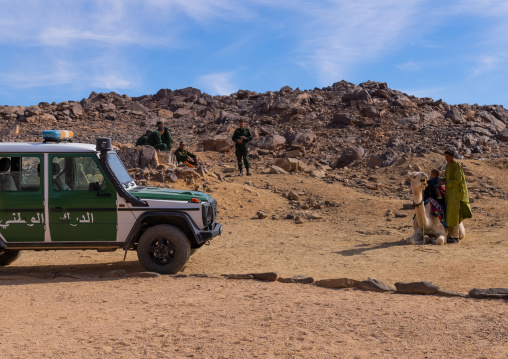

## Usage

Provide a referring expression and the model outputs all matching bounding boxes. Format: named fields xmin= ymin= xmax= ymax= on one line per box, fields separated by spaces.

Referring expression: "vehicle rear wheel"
xmin=137 ymin=224 xmax=190 ymax=274
xmin=0 ymin=250 xmax=21 ymax=266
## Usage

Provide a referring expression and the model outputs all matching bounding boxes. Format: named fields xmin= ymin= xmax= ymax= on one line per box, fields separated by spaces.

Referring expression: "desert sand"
xmin=1 ymin=153 xmax=507 ymax=358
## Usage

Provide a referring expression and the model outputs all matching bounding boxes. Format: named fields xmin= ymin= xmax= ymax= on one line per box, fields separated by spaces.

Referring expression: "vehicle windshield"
xmin=107 ymin=152 xmax=136 ymax=188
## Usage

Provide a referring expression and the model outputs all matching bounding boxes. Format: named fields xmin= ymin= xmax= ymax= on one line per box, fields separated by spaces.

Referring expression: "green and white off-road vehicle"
xmin=0 ymin=131 xmax=222 ymax=273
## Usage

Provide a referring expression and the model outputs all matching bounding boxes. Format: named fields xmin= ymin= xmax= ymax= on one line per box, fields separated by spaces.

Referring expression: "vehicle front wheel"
xmin=0 ymin=250 xmax=21 ymax=266
xmin=137 ymin=224 xmax=191 ymax=274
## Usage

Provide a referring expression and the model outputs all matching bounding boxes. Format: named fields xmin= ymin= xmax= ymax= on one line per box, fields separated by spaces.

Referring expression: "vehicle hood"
xmin=128 ymin=186 xmax=211 ymax=202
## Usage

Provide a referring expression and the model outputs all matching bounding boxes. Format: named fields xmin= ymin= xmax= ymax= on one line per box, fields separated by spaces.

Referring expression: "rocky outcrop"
xmin=1 ymin=80 xmax=508 ymax=191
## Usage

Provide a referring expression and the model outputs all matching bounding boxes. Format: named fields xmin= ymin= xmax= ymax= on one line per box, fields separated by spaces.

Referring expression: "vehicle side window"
xmin=21 ymin=157 xmax=41 ymax=191
xmin=0 ymin=156 xmax=41 ymax=192
xmin=52 ymin=156 xmax=105 ymax=191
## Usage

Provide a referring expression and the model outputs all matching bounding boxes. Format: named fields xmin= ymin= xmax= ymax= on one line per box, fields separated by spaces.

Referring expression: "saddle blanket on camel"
xmin=424 ymin=198 xmax=446 ymax=228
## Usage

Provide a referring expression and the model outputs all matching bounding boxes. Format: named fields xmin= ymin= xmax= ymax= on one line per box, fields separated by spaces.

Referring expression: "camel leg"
xmin=432 ymin=234 xmax=446 ymax=245
xmin=406 ymin=227 xmax=423 ymax=245
xmin=430 ymin=218 xmax=446 ymax=245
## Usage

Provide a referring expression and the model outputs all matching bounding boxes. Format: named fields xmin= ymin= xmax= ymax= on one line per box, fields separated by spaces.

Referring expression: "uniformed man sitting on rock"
xmin=174 ymin=141 xmax=198 ymax=167
xmin=135 ymin=130 xmax=152 ymax=146
xmin=232 ymin=119 xmax=252 ymax=176
xmin=146 ymin=121 xmax=173 ymax=151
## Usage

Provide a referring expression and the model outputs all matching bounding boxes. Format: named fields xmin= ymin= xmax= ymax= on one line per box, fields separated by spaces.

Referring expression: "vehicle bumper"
xmin=197 ymin=222 xmax=223 ymax=242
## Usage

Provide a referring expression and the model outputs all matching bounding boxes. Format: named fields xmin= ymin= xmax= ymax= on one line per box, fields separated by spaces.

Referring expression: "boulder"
xmin=286 ymin=149 xmax=303 ymax=158
xmin=445 ymin=108 xmax=465 ymax=124
xmin=468 ymin=288 xmax=508 ymax=299
xmin=158 ymin=109 xmax=173 ymax=118
xmin=274 ymin=158 xmax=292 ymax=172
xmin=356 ymin=278 xmax=395 ymax=292
xmin=361 ymin=105 xmax=381 ymax=118
xmin=140 ymin=146 xmax=158 ymax=168
xmin=0 ymin=124 xmax=20 ymax=137
xmin=392 ymin=95 xmax=415 ymax=107
xmin=70 ymin=103 xmax=83 ymax=117
xmin=277 ymin=275 xmax=314 ymax=284
xmin=497 ymin=128 xmax=508 ymax=142
xmin=313 ymin=278 xmax=359 ymax=289
xmin=331 ymin=146 xmax=365 ymax=168
xmin=368 ymin=151 xmax=399 ymax=168
xmin=332 ymin=113 xmax=354 ymax=125
xmin=25 ymin=105 xmax=41 ymax=117
xmin=157 ymin=151 xmax=177 ymax=166
xmin=269 ymin=165 xmax=288 ymax=174
xmin=395 ymin=281 xmax=439 ymax=295
xmin=202 ymin=135 xmax=231 ymax=152
xmin=477 ymin=111 xmax=507 ymax=133
xmin=256 ymin=210 xmax=268 ymax=219
xmin=250 ymin=135 xmax=286 ymax=150
xmin=284 ymin=129 xmax=316 ymax=147
xmin=117 ymin=148 xmax=141 ymax=169
xmin=342 ymin=89 xmax=371 ymax=102
xmin=248 ymin=272 xmax=278 ymax=281
xmin=173 ymin=108 xmax=191 ymax=118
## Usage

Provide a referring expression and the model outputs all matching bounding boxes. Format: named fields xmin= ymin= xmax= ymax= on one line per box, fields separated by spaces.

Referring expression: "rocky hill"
xmin=1 ymin=80 xmax=507 ymax=200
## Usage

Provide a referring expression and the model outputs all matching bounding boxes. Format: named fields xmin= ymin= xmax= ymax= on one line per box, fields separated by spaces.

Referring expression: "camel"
xmin=406 ymin=171 xmax=465 ymax=245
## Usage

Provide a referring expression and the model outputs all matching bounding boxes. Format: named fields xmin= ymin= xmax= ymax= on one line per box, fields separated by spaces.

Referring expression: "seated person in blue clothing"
xmin=425 ymin=169 xmax=444 ymax=204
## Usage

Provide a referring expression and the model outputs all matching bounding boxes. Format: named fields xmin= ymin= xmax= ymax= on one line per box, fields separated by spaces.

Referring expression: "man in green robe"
xmin=146 ymin=121 xmax=173 ymax=151
xmin=444 ymin=150 xmax=472 ymax=243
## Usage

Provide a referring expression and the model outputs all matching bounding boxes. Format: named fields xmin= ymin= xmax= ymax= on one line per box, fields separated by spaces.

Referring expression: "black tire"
xmin=0 ymin=250 xmax=21 ymax=266
xmin=136 ymin=224 xmax=190 ymax=274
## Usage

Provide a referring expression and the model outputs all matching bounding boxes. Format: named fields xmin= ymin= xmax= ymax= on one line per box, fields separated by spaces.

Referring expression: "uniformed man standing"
xmin=232 ymin=119 xmax=252 ymax=176
xmin=146 ymin=121 xmax=173 ymax=151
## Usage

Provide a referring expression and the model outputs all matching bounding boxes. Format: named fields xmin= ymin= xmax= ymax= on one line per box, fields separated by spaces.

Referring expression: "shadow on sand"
xmin=0 ymin=260 xmax=148 ymax=285
xmin=333 ymin=240 xmax=407 ymax=257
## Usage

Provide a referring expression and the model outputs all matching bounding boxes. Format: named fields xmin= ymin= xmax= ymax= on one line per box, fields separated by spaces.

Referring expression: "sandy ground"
xmin=1 ymin=154 xmax=507 ymax=358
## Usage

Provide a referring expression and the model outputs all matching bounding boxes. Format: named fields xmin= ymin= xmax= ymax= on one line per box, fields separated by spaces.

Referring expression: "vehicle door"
xmin=0 ymin=154 xmax=45 ymax=242
xmin=48 ymin=154 xmax=117 ymax=242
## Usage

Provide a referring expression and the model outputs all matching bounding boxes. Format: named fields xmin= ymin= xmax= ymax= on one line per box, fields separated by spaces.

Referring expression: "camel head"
xmin=407 ymin=171 xmax=428 ymax=193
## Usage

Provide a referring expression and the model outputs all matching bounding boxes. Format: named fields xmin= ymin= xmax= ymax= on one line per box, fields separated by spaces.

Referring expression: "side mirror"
xmin=89 ymin=182 xmax=100 ymax=192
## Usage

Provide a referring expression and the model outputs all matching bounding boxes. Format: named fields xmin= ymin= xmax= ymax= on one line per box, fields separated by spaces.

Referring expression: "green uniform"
xmin=232 ymin=127 xmax=252 ymax=170
xmin=135 ymin=135 xmax=148 ymax=146
xmin=174 ymin=148 xmax=197 ymax=165
xmin=146 ymin=128 xmax=173 ymax=151
xmin=445 ymin=160 xmax=472 ymax=234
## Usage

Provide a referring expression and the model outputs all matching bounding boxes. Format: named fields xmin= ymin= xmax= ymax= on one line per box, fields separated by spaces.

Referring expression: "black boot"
xmin=246 ymin=168 xmax=251 ymax=176
xmin=239 ymin=169 xmax=244 ymax=176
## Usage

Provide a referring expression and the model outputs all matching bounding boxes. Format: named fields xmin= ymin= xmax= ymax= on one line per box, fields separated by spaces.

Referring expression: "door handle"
xmin=51 ymin=207 xmax=63 ymax=212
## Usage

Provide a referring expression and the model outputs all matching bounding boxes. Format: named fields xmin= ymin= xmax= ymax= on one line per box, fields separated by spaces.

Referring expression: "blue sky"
xmin=1 ymin=0 xmax=508 ymax=107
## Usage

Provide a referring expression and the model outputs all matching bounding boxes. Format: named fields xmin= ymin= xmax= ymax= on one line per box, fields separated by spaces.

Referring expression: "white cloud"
xmin=145 ymin=0 xmax=255 ymax=24
xmin=197 ymin=72 xmax=237 ymax=95
xmin=283 ymin=1 xmax=428 ymax=83
xmin=0 ymin=50 xmax=136 ymax=92
xmin=91 ymin=73 xmax=134 ymax=90
xmin=469 ymin=55 xmax=507 ymax=77
xmin=1 ymin=57 xmax=73 ymax=88
xmin=396 ymin=61 xmax=422 ymax=72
